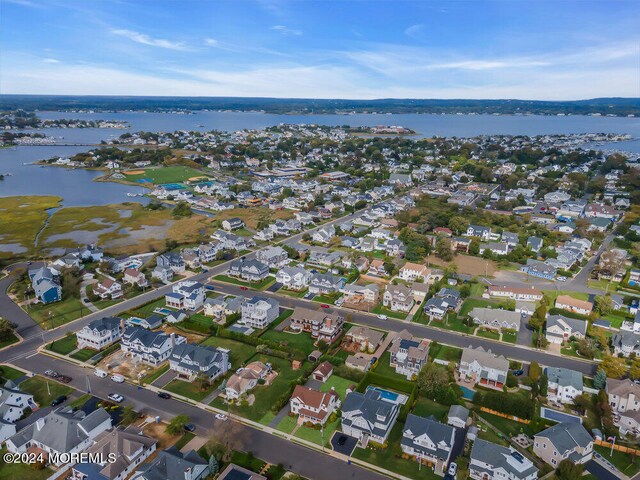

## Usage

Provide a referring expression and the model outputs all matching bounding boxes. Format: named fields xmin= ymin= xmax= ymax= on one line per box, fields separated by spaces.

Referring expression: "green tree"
xmin=172 ymin=201 xmax=192 ymax=217
xmin=556 ymin=459 xmax=584 ymax=480
xmin=121 ymin=406 xmax=138 ymax=425
xmin=539 ymin=374 xmax=548 ymax=396
xmin=593 ymin=368 xmax=607 ymax=389
xmin=166 ymin=415 xmax=190 ymax=435
xmin=529 ymin=362 xmax=541 ymax=383
xmin=594 ymin=295 xmax=613 ymax=316
xmin=601 ymin=355 xmax=626 ymax=379
xmin=630 ymin=358 xmax=640 ymax=380
xmin=435 ymin=237 xmax=454 ymax=262
xmin=0 ymin=317 xmax=15 ymax=341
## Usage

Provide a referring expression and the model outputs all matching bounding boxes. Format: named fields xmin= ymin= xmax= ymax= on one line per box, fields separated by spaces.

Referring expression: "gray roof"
xmin=547 ymin=315 xmax=588 ymax=336
xmin=136 ymin=447 xmax=209 ymax=480
xmin=448 ymin=405 xmax=470 ymax=422
xmin=535 ymin=422 xmax=592 ymax=453
xmin=170 ymin=343 xmax=228 ymax=376
xmin=545 ymin=367 xmax=583 ymax=391
xmin=342 ymin=390 xmax=399 ymax=439
xmin=402 ymin=414 xmax=455 ymax=459
xmin=8 ymin=408 xmax=111 ymax=453
xmin=471 ymin=439 xmax=538 ymax=480
xmin=85 ymin=317 xmax=121 ymax=333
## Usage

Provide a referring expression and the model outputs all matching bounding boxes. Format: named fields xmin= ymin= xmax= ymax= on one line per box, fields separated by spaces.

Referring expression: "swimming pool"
xmin=366 ymin=386 xmax=408 ymax=405
xmin=460 ymin=386 xmax=476 ymax=400
xmin=153 ymin=307 xmax=173 ymax=316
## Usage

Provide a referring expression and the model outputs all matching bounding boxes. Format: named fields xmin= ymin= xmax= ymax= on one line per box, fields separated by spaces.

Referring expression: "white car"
xmin=447 ymin=462 xmax=457 ymax=477
xmin=111 ymin=374 xmax=125 ymax=383
xmin=377 ymin=314 xmax=387 ymax=320
xmin=557 ymin=276 xmax=567 ymax=282
xmin=215 ymin=414 xmax=228 ymax=421
xmin=107 ymin=393 xmax=124 ymax=403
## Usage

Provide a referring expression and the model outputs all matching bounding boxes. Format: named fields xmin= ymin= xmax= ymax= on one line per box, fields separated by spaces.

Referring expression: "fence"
xmin=479 ymin=407 xmax=530 ymax=424
xmin=594 ymin=439 xmax=640 ymax=456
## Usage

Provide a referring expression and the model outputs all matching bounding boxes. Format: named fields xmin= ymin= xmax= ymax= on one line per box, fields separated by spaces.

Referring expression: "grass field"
xmin=0 ymin=333 xmax=19 ymax=350
xmin=318 ymin=375 xmax=355 ymax=401
xmin=259 ymin=328 xmax=317 ymax=355
xmin=142 ymin=364 xmax=170 ymax=384
xmin=70 ymin=348 xmax=98 ymax=362
xmin=275 ymin=414 xmax=298 ymax=434
xmin=594 ymin=446 xmax=640 ymax=477
xmin=476 ymin=329 xmax=501 ymax=341
xmin=29 ymin=298 xmax=85 ymax=329
xmin=543 ymin=290 xmax=590 ymax=304
xmin=46 ymin=334 xmax=78 ymax=355
xmin=295 ymin=417 xmax=340 ymax=446
xmin=0 ymin=365 xmax=25 ymax=382
xmin=411 ymin=397 xmax=450 ymax=422
xmin=431 ymin=344 xmax=462 ymax=363
xmin=213 ymin=275 xmax=275 ymax=290
xmin=20 ymin=375 xmax=73 ymax=406
xmin=199 ymin=336 xmax=257 ymax=367
xmin=0 ymin=195 xmax=62 ymax=259
xmin=434 ymin=314 xmax=473 ymax=334
xmin=373 ymin=352 xmax=409 ymax=381
xmin=502 ymin=331 xmax=518 ymax=344
xmin=129 ymin=298 xmax=167 ymax=318
xmin=123 ymin=166 xmax=210 ymax=184
xmin=164 ymin=379 xmax=215 ymax=402
xmin=371 ymin=304 xmax=408 ymax=320
xmin=173 ymin=432 xmax=196 ymax=450
xmin=0 ymin=447 xmax=53 ymax=480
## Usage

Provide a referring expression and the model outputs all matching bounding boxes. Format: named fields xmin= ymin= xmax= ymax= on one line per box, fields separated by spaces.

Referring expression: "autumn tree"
xmin=166 ymin=415 xmax=190 ymax=435
xmin=601 ymin=355 xmax=626 ymax=379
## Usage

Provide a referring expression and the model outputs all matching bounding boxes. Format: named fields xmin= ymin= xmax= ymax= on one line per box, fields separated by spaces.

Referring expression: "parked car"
xmin=557 ymin=276 xmax=567 ymax=282
xmin=51 ymin=395 xmax=67 ymax=406
xmin=205 ymin=285 xmax=215 ymax=291
xmin=111 ymin=374 xmax=125 ymax=383
xmin=158 ymin=392 xmax=172 ymax=399
xmin=377 ymin=314 xmax=387 ymax=320
xmin=240 ymin=286 xmax=249 ymax=291
xmin=94 ymin=369 xmax=108 ymax=378
xmin=107 ymin=393 xmax=124 ymax=403
xmin=57 ymin=375 xmax=72 ymax=383
xmin=337 ymin=435 xmax=347 ymax=446
xmin=184 ymin=423 xmax=196 ymax=432
xmin=215 ymin=414 xmax=228 ymax=421
xmin=447 ymin=462 xmax=457 ymax=477
xmin=513 ymin=369 xmax=524 ymax=376
xmin=320 ymin=304 xmax=330 ymax=309
xmin=44 ymin=370 xmax=58 ymax=378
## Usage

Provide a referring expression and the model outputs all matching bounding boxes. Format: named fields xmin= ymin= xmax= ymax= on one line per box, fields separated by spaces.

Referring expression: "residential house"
xmin=228 ymin=259 xmax=269 ymax=282
xmin=121 ymin=327 xmax=186 ymax=366
xmin=470 ymin=439 xmax=538 ymax=480
xmin=469 ymin=308 xmax=521 ymax=331
xmin=312 ymin=362 xmax=334 ymax=383
xmin=545 ymin=367 xmax=584 ymax=404
xmin=501 ymin=232 xmax=520 ymax=248
xmin=221 ymin=217 xmax=245 ymax=231
xmin=423 ymin=288 xmax=462 ymax=320
xmin=345 ymin=326 xmax=385 ymax=352
xmin=527 ymin=236 xmax=543 ymax=253
xmin=545 ymin=315 xmax=587 ymax=345
xmin=0 ymin=381 xmax=34 ymax=442
xmin=165 ymin=281 xmax=205 ymax=311
xmin=130 ymin=447 xmax=211 ymax=480
xmin=169 ymin=343 xmax=230 ymax=381
xmin=447 ymin=405 xmax=469 ymax=429
xmin=309 ymin=273 xmax=344 ymax=295
xmin=341 ymin=390 xmax=400 ymax=446
xmin=401 ymin=414 xmax=456 ymax=474
xmin=533 ymin=422 xmax=593 ymax=467
xmin=156 ymin=252 xmax=185 ymax=273
xmin=70 ymin=428 xmax=157 ymax=480
xmin=240 ymin=296 xmax=280 ymax=328
xmin=398 ymin=263 xmax=431 ymax=282
xmin=122 ymin=268 xmax=148 ymax=288
xmin=77 ymin=316 xmax=124 ymax=350
xmin=383 ymin=284 xmax=414 ymax=313
xmin=312 ymin=225 xmax=336 ymax=244
xmin=459 ymin=346 xmax=509 ymax=390
xmin=484 ymin=285 xmax=543 ymax=302
xmin=6 ymin=408 xmax=112 ymax=466
xmin=203 ymin=296 xmax=245 ymax=320
xmin=607 ymin=378 xmax=640 ymax=434
xmin=289 ymin=385 xmax=340 ymax=426
xmin=28 ymin=266 xmax=62 ymax=304
xmin=386 ymin=239 xmax=406 ymax=257
xmin=611 ymin=331 xmax=640 ymax=357
xmin=389 ymin=332 xmax=429 ymax=379
xmin=256 ymin=246 xmax=288 ymax=268
xmin=342 ymin=283 xmax=379 ymax=306
xmin=289 ymin=306 xmax=344 ymax=344
xmin=520 ymin=259 xmax=557 ymax=280
xmin=275 ymin=266 xmax=312 ymax=290
xmin=224 ymin=361 xmax=271 ymax=400
xmin=466 ymin=225 xmax=491 ymax=241
xmin=93 ymin=278 xmax=123 ymax=300
xmin=555 ymin=295 xmax=593 ymax=316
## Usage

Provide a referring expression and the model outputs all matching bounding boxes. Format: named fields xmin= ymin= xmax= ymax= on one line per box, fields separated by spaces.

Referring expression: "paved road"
xmin=12 ymin=353 xmax=385 ymax=480
xmin=211 ymin=281 xmax=598 ymax=375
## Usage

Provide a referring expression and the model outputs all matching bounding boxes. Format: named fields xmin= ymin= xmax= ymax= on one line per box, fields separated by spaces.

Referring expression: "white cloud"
xmin=203 ymin=38 xmax=219 ymax=47
xmin=42 ymin=58 xmax=60 ymax=63
xmin=270 ymin=25 xmax=302 ymax=36
xmin=111 ymin=29 xmax=191 ymax=51
xmin=404 ymin=24 xmax=424 ymax=40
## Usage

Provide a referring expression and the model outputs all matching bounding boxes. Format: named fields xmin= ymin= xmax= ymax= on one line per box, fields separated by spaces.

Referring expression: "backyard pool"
xmin=460 ymin=386 xmax=476 ymax=400
xmin=366 ymin=386 xmax=408 ymax=405
xmin=153 ymin=307 xmax=174 ymax=316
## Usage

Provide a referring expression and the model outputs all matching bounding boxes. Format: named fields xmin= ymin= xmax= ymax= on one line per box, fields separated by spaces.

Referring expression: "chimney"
xmin=170 ymin=332 xmax=176 ymax=348
xmin=120 ymin=317 xmax=125 ymax=332
xmin=184 ymin=467 xmax=192 ymax=480
xmin=36 ymin=418 xmax=45 ymax=431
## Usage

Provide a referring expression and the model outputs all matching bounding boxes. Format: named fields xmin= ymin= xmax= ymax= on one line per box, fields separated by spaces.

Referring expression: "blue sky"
xmin=1 ymin=0 xmax=638 ymax=99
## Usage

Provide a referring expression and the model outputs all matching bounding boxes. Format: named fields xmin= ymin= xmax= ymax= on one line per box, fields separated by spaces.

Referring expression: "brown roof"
xmin=314 ymin=361 xmax=334 ymax=377
xmin=291 ymin=385 xmax=338 ymax=412
xmin=556 ymin=295 xmax=593 ymax=311
xmin=488 ymin=285 xmax=543 ymax=296
xmin=607 ymin=378 xmax=640 ymax=398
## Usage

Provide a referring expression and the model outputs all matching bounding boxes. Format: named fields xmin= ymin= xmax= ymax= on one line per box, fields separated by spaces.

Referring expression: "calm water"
xmin=1 ymin=111 xmax=638 ymax=209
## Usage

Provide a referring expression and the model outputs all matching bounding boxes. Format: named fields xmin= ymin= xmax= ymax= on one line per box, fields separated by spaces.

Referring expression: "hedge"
xmin=547 ymin=308 xmax=588 ymax=320
xmin=217 ymin=328 xmax=306 ymax=361
xmin=356 ymin=371 xmax=418 ymax=421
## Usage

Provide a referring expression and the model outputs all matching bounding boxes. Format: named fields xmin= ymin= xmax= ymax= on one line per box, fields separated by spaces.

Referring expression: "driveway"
xmin=586 ymin=458 xmax=622 ymax=480
xmin=266 ymin=281 xmax=283 ymax=293
xmin=330 ymin=431 xmax=358 ymax=456
xmin=517 ymin=316 xmax=533 ymax=347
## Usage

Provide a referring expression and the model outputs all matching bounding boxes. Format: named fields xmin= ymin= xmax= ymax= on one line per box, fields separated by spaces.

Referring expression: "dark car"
xmin=320 ymin=304 xmax=330 ymax=309
xmin=51 ymin=395 xmax=67 ymax=406
xmin=205 ymin=285 xmax=215 ymax=291
xmin=57 ymin=375 xmax=73 ymax=383
xmin=184 ymin=423 xmax=196 ymax=432
xmin=240 ymin=286 xmax=249 ymax=291
xmin=337 ymin=435 xmax=347 ymax=446
xmin=513 ymin=369 xmax=524 ymax=376
xmin=158 ymin=392 xmax=172 ymax=399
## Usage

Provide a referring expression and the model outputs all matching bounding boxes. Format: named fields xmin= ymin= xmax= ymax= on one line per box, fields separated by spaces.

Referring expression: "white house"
xmin=121 ymin=327 xmax=186 ymax=366
xmin=289 ymin=385 xmax=340 ymax=426
xmin=545 ymin=367 xmax=584 ymax=404
xmin=76 ymin=316 xmax=124 ymax=350
xmin=165 ymin=281 xmax=205 ymax=311
xmin=240 ymin=296 xmax=280 ymax=329
xmin=459 ymin=346 xmax=509 ymax=390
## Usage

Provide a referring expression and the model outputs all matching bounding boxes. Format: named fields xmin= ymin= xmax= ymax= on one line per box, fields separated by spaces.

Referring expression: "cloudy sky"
xmin=1 ymin=0 xmax=639 ymax=99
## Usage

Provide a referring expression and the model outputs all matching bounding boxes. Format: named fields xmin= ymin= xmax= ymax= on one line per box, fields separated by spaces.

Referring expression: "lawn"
xmin=459 ymin=298 xmax=510 ymax=317
xmin=164 ymin=379 xmax=215 ymax=402
xmin=476 ymin=329 xmax=501 ymax=341
xmin=29 ymin=297 xmax=86 ymax=329
xmin=0 ymin=365 xmax=25 ymax=382
xmin=502 ymin=331 xmax=518 ymax=344
xmin=278 ymin=288 xmax=307 ymax=298
xmin=313 ymin=293 xmax=343 ymax=305
xmin=542 ymin=290 xmax=590 ymax=304
xmin=433 ymin=314 xmax=473 ymax=334
xmin=259 ymin=329 xmax=317 ymax=355
xmin=371 ymin=304 xmax=408 ymax=320
xmin=46 ymin=334 xmax=78 ymax=355
xmin=0 ymin=447 xmax=53 ymax=480
xmin=352 ymin=422 xmax=440 ymax=480
xmin=141 ymin=364 xmax=170 ymax=385
xmin=411 ymin=398 xmax=450 ymax=422
xmin=174 ymin=432 xmax=196 ymax=450
xmin=373 ymin=352 xmax=409 ymax=382
xmin=319 ymin=375 xmax=355 ymax=401
xmin=69 ymin=394 xmax=92 ymax=409
xmin=20 ymin=375 xmax=73 ymax=406
xmin=214 ymin=354 xmax=307 ymax=424
xmin=275 ymin=414 xmax=298 ymax=434
xmin=199 ymin=336 xmax=257 ymax=368
xmin=0 ymin=333 xmax=19 ymax=350
xmin=477 ymin=425 xmax=509 ymax=446
xmin=594 ymin=446 xmax=640 ymax=477
xmin=431 ymin=344 xmax=462 ymax=363
xmin=295 ymin=417 xmax=340 ymax=446
xmin=560 ymin=341 xmax=601 ymax=360
xmin=476 ymin=410 xmax=532 ymax=437
xmin=129 ymin=298 xmax=168 ymax=318
xmin=213 ymin=274 xmax=275 ymax=290
xmin=70 ymin=348 xmax=99 ymax=362
xmin=602 ymin=311 xmax=633 ymax=329
xmin=124 ymin=166 xmax=210 ymax=185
